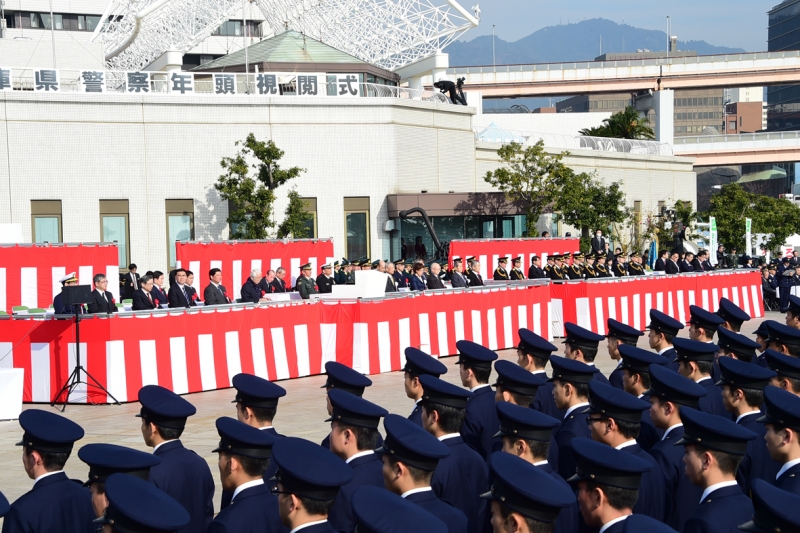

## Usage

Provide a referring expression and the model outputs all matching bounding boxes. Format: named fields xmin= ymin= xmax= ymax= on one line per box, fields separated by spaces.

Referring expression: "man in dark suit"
xmin=2 ymin=410 xmax=95 ymax=533
xmin=240 ymin=269 xmax=271 ymax=303
xmin=678 ymin=408 xmax=755 ymax=533
xmin=648 ymin=364 xmax=706 ymax=531
xmin=150 ymin=270 xmax=169 ymax=307
xmin=203 ymin=268 xmax=231 ymax=305
xmin=426 ymin=263 xmax=445 ymax=289
xmin=168 ymin=269 xmax=197 ymax=308
xmin=665 ymin=251 xmax=681 ymax=274
xmin=270 ymin=267 xmax=288 ymax=293
xmin=449 ymin=260 xmax=468 ymax=288
xmin=316 ymin=264 xmax=336 ymax=294
xmin=87 ymin=273 xmax=117 ymax=314
xmin=680 ymin=252 xmax=696 ymax=272
xmin=455 ymin=340 xmax=499 ymax=460
xmin=528 ymin=255 xmax=545 ymax=279
xmin=647 ymin=309 xmax=683 ymax=371
xmin=674 ymin=337 xmax=728 ymax=419
xmin=208 ymin=418 xmax=283 ymax=533
xmin=590 ymin=230 xmax=606 ymax=255
xmin=132 ymin=275 xmax=159 ymax=311
xmin=654 ymin=250 xmax=668 ymax=271
xmin=467 ymin=259 xmax=484 ymax=286
xmin=138 ymin=385 xmax=215 ymax=533
xmin=120 ymin=264 xmax=140 ymax=300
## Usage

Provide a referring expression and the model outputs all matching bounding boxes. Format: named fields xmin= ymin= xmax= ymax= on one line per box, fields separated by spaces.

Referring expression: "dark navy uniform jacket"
xmin=148 ymin=440 xmax=215 ymax=533
xmin=431 ymin=435 xmax=488 ymax=533
xmin=637 ymin=402 xmax=664 ymax=452
xmin=683 ymin=484 xmax=754 ymax=533
xmin=460 ymin=386 xmax=500 ymax=460
xmin=599 ymin=520 xmax=627 ymax=533
xmin=405 ymin=489 xmax=469 ymax=533
xmin=536 ymin=462 xmax=579 ymax=533
xmin=616 ymin=442 xmax=668 ymax=522
xmin=531 ymin=375 xmax=566 ymax=420
xmin=288 ymin=522 xmax=337 ymax=533
xmin=0 ymin=471 xmax=95 ymax=533
xmin=590 ymin=367 xmax=610 ymax=385
xmin=207 ymin=483 xmax=285 ymax=533
xmin=649 ymin=425 xmax=702 ymax=532
xmin=220 ymin=427 xmax=281 ymax=510
xmin=696 ymin=378 xmax=730 ymax=419
xmin=774 ymin=462 xmax=800 ymax=495
xmin=408 ymin=402 xmax=423 ymax=426
xmin=609 ymin=363 xmax=624 ymax=390
xmin=552 ymin=403 xmax=591 ymax=480
xmin=328 ymin=453 xmax=385 ymax=533
xmin=736 ymin=412 xmax=780 ymax=493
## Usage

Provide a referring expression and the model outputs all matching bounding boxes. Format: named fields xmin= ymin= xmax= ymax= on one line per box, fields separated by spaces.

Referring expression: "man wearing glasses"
xmin=87 ymin=273 xmax=117 ymax=314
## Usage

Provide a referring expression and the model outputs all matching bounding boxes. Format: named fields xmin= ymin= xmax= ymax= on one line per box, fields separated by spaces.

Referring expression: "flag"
xmin=648 ymin=239 xmax=657 ymax=270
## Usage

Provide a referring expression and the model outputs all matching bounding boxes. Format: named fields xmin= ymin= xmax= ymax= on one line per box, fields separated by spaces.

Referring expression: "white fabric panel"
xmin=454 ymin=310 xmax=465 ymax=343
xmin=250 ymin=259 xmax=262 ymax=276
xmin=677 ymin=291 xmax=686 ymax=324
xmin=480 ymin=255 xmax=488 ymax=279
xmin=67 ymin=342 xmax=87 ymax=403
xmin=250 ymin=329 xmax=270 ymax=380
xmin=667 ymin=292 xmax=675 ymax=319
xmin=78 ymin=266 xmax=93 ymax=287
xmin=270 ymin=258 xmax=282 ymax=275
xmin=751 ymin=285 xmax=762 ymax=318
xmin=189 ymin=261 xmax=201 ymax=293
xmin=0 ymin=342 xmax=13 ymax=369
xmin=620 ymin=296 xmax=629 ymax=325
xmin=741 ymin=288 xmax=751 ymax=319
xmin=198 ymin=334 xmax=217 ymax=391
xmin=290 ymin=258 xmax=300 ymax=290
xmin=0 ymin=268 xmax=6 ymax=312
xmin=595 ymin=298 xmax=605 ymax=335
xmin=320 ymin=324 xmax=337 ymax=371
xmin=139 ymin=340 xmax=159 ymax=386
xmin=224 ymin=331 xmax=242 ymax=386
xmin=712 ymin=289 xmax=719 ymax=311
xmin=352 ymin=323 xmax=369 ymax=374
xmin=632 ymin=294 xmax=640 ymax=330
xmin=270 ymin=328 xmax=290 ymax=380
xmin=502 ymin=306 xmax=512 ymax=348
xmin=51 ymin=267 xmax=65 ymax=303
xmin=547 ymin=300 xmax=559 ymax=340
xmin=398 ymin=318 xmax=411 ymax=368
xmin=607 ymin=297 xmax=616 ymax=321
xmin=518 ymin=305 xmax=528 ymax=331
xmin=702 ymin=290 xmax=710 ymax=310
xmin=30 ymin=343 xmax=50 ymax=402
xmin=294 ymin=325 xmax=311 ymax=377
xmin=656 ymin=292 xmax=664 ymax=313
xmin=731 ymin=287 xmax=739 ymax=306
xmin=169 ymin=337 xmax=189 ymax=394
xmin=576 ymin=297 xmax=592 ymax=330
xmin=436 ymin=312 xmax=449 ymax=358
xmin=106 ymin=340 xmax=127 ymax=403
xmin=533 ymin=303 xmax=542 ymax=337
xmin=644 ymin=294 xmax=653 ymax=320
xmin=688 ymin=290 xmax=696 ymax=307
xmin=106 ymin=265 xmax=120 ymax=301
xmin=487 ymin=308 xmax=498 ymax=350
xmin=20 ymin=267 xmax=37 ymax=308
xmin=418 ymin=314 xmax=431 ymax=355
xmin=471 ymin=310 xmax=482 ymax=345
xmin=377 ymin=322 xmax=392 ymax=373
xmin=232 ymin=260 xmax=242 ymax=300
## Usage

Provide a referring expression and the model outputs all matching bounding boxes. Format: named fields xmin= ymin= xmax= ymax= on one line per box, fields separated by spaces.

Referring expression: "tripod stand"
xmin=51 ymin=286 xmax=120 ymax=411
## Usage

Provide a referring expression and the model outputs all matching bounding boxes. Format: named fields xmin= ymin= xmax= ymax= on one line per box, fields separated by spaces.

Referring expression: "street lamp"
xmin=492 ymin=24 xmax=496 ymax=67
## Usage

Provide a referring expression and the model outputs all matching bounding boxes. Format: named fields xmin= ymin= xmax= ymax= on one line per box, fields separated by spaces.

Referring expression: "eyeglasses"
xmin=270 ymin=486 xmax=291 ymax=497
xmin=586 ymin=416 xmax=608 ymax=425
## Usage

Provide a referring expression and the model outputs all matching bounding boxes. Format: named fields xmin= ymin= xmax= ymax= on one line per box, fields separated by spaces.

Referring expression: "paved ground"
xmin=0 ymin=310 xmax=781 ymax=515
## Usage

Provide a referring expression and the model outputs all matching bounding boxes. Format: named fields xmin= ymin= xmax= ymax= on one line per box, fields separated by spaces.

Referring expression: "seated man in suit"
xmin=449 ymin=260 xmax=469 ymax=288
xmin=665 ymin=251 xmax=681 ymax=274
xmin=204 ymin=268 xmax=231 ymax=305
xmin=270 ymin=267 xmax=288 ymax=293
xmin=87 ymin=273 xmax=117 ymax=314
xmin=241 ymin=269 xmax=271 ymax=303
xmin=132 ymin=274 xmax=159 ymax=311
xmin=427 ymin=263 xmax=445 ymax=289
xmin=186 ymin=271 xmax=201 ymax=304
xmin=168 ymin=269 xmax=197 ymax=308
xmin=150 ymin=270 xmax=169 ymax=307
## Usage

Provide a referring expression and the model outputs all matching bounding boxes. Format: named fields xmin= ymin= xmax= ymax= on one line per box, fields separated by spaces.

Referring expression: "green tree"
xmin=706 ymin=183 xmax=800 ymax=252
xmin=553 ymin=170 xmax=630 ymax=239
xmin=277 ymin=188 xmax=313 ymax=238
xmin=215 ymin=134 xmax=305 ymax=239
xmin=483 ymin=140 xmax=574 ymax=235
xmin=579 ymin=106 xmax=655 ymax=140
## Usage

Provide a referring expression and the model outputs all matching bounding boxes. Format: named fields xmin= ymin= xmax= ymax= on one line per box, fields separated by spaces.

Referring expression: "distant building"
xmin=768 ymin=0 xmax=800 ymax=130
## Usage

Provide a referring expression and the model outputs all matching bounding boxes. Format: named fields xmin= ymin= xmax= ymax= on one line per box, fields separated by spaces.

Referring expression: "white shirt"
xmin=470 ymin=384 xmax=491 ymax=393
xmin=532 ymin=460 xmax=548 ymax=466
xmin=695 ymin=377 xmax=712 ymax=384
xmin=599 ymin=515 xmax=630 ymax=533
xmin=662 ymin=424 xmax=683 ymax=440
xmin=565 ymin=402 xmax=590 ymax=419
xmin=531 ymin=370 xmax=546 ymax=375
xmin=153 ymin=439 xmax=179 ymax=453
xmin=438 ymin=433 xmax=461 ymax=442
xmin=290 ymin=520 xmax=329 ymax=533
xmin=346 ymin=450 xmax=374 ymax=464
xmin=615 ymin=440 xmax=637 ymax=450
xmin=401 ymin=487 xmax=433 ymax=498
xmin=657 ymin=347 xmax=673 ymax=356
xmin=736 ymin=411 xmax=760 ymax=424
xmin=33 ymin=470 xmax=63 ymax=487
xmin=699 ymin=480 xmax=739 ymax=503
xmin=777 ymin=457 xmax=800 ymax=480
xmin=258 ymin=425 xmax=274 ymax=431
xmin=231 ymin=479 xmax=264 ymax=502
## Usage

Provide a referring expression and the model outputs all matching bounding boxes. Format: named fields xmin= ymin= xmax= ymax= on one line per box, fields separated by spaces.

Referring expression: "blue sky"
xmin=466 ymin=0 xmax=773 ymax=52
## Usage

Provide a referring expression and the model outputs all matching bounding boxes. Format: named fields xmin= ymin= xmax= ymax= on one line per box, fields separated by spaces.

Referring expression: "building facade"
xmin=768 ymin=0 xmax=800 ymax=130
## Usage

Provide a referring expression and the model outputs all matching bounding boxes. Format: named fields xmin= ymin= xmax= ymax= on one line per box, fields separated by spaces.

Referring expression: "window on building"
xmin=729 ymin=120 xmax=737 ymax=131
xmin=344 ymin=197 xmax=369 ymax=259
xmin=100 ymin=200 xmax=130 ymax=268
xmin=301 ymin=198 xmax=318 ymax=238
xmin=31 ymin=200 xmax=62 ymax=243
xmin=166 ymin=200 xmax=194 ymax=269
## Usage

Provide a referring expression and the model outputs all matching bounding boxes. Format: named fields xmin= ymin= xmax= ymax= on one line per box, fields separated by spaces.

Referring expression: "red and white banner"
xmin=549 ymin=271 xmax=764 ymax=337
xmin=447 ymin=238 xmax=580 ymax=279
xmin=0 ymin=244 xmax=119 ymax=312
xmin=0 ymin=284 xmax=550 ymax=403
xmin=176 ymin=240 xmax=335 ymax=300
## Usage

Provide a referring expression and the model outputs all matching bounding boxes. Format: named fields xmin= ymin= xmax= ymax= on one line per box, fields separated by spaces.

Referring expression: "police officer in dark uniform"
xmin=94 ymin=473 xmax=190 ymax=533
xmin=393 ymin=260 xmax=407 ymax=288
xmin=494 ymin=402 xmax=578 ymax=533
xmin=614 ymin=252 xmax=628 ymax=277
xmin=716 ymin=297 xmax=751 ymax=333
xmin=319 ymin=361 xmax=377 ymax=450
xmin=316 ymin=264 xmax=335 ymax=294
xmin=646 ymin=364 xmax=707 ymax=531
xmin=528 ymin=255 xmax=545 ymax=279
xmin=562 ymin=322 xmax=610 ymax=384
xmin=493 ymin=257 xmax=510 ymax=281
xmin=352 ymin=487 xmax=448 ymax=533
xmin=548 ymin=356 xmax=598 ymax=480
xmin=136 ymin=385 xmax=215 ymax=533
xmin=271 ymin=437 xmax=353 ymax=533
xmin=627 ymin=253 xmax=645 ymax=276
xmin=454 ymin=340 xmax=500 ymax=460
xmin=567 ymin=253 xmax=584 ymax=280
xmin=543 ymin=256 xmax=555 ymax=278
xmin=583 ymin=254 xmax=598 ymax=279
xmin=77 ymin=443 xmax=161 ymax=518
xmin=605 ymin=318 xmax=645 ymax=390
xmin=616 ymin=345 xmax=668 ymax=451
xmin=548 ymin=255 xmax=566 ymax=281
xmin=403 ymin=347 xmax=448 ymax=426
xmin=595 ymin=253 xmax=611 ymax=277
xmin=208 ymin=417 xmax=283 ymax=533
xmin=53 ymin=272 xmax=84 ymax=314
xmin=778 ymin=256 xmax=796 ymax=312
xmin=716 ymin=357 xmax=779 ymax=493
xmin=647 ymin=309 xmax=684 ymax=371
xmin=378 ymin=414 xmax=468 ymax=533
xmin=517 ymin=328 xmax=564 ymax=419
xmin=3 ymin=410 xmax=95 ymax=533
xmin=297 ymin=263 xmax=318 ymax=299
xmin=676 ymin=408 xmax=756 ymax=533
xmin=760 ymin=386 xmax=800 ymax=495
xmin=326 ymin=390 xmax=388 ymax=533
xmin=740 ymin=480 xmax=800 ymax=533
xmin=510 ymin=257 xmax=525 ymax=280
xmin=417 ymin=375 xmax=488 ymax=533
xmin=673 ymin=338 xmax=728 ymax=419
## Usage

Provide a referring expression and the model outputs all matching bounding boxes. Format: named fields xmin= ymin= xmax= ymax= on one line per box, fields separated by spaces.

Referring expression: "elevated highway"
xmin=673 ymin=131 xmax=800 ymax=166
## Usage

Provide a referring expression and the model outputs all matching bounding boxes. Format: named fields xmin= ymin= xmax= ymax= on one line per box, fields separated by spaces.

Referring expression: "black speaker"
xmin=62 ymin=285 xmax=93 ymax=306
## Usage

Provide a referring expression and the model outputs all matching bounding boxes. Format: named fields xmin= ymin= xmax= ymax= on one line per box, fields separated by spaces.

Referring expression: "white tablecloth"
xmin=0 ymin=368 xmax=24 ymax=420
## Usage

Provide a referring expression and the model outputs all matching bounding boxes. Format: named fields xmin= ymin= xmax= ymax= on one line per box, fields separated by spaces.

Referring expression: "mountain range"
xmin=446 ymin=18 xmax=747 ymax=67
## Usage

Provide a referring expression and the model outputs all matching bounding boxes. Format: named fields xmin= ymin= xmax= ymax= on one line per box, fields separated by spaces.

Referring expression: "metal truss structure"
xmin=91 ymin=0 xmax=479 ymax=72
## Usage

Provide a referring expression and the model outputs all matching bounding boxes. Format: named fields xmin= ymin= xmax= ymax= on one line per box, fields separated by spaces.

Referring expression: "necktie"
xmin=147 ymin=292 xmax=153 ymax=306
xmin=183 ymin=287 xmax=189 ymax=303
xmin=131 ymin=274 xmax=137 ymax=290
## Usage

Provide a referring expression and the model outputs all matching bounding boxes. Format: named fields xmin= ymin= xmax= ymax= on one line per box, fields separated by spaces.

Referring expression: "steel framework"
xmin=91 ymin=0 xmax=479 ymax=72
